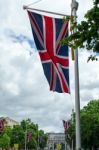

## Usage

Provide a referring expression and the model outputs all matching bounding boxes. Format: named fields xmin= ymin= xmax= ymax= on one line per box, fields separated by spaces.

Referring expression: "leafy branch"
xmin=62 ymin=0 xmax=99 ymax=61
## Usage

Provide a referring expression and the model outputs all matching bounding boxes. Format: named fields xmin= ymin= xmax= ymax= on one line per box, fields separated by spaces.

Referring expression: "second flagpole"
xmin=71 ymin=0 xmax=81 ymax=150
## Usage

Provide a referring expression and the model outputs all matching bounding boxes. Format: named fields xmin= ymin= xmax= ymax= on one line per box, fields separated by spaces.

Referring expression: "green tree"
xmin=21 ymin=119 xmax=38 ymax=149
xmin=10 ymin=125 xmax=24 ymax=148
xmin=21 ymin=119 xmax=48 ymax=149
xmin=63 ymin=0 xmax=99 ymax=60
xmin=0 ymin=118 xmax=48 ymax=149
xmin=3 ymin=126 xmax=12 ymax=138
xmin=67 ymin=100 xmax=99 ymax=150
xmin=38 ymin=130 xmax=48 ymax=149
xmin=0 ymin=133 xmax=10 ymax=148
xmin=80 ymin=100 xmax=99 ymax=149
xmin=0 ymin=125 xmax=11 ymax=149
xmin=66 ymin=113 xmax=75 ymax=150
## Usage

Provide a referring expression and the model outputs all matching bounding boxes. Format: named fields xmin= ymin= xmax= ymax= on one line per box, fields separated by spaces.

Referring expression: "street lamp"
xmin=37 ymin=125 xmax=39 ymax=150
xmin=25 ymin=121 xmax=27 ymax=150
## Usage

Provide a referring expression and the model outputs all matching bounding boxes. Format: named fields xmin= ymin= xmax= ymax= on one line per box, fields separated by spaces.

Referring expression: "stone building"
xmin=0 ymin=117 xmax=19 ymax=128
xmin=45 ymin=132 xmax=69 ymax=150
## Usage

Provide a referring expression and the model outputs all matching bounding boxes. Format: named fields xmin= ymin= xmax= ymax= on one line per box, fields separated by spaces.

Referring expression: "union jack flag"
xmin=28 ymin=11 xmax=70 ymax=93
xmin=63 ymin=120 xmax=69 ymax=132
xmin=27 ymin=132 xmax=32 ymax=142
xmin=0 ymin=119 xmax=4 ymax=134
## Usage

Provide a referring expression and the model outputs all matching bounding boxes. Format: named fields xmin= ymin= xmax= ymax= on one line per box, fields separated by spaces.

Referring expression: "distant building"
xmin=45 ymin=132 xmax=69 ymax=150
xmin=0 ymin=117 xmax=19 ymax=128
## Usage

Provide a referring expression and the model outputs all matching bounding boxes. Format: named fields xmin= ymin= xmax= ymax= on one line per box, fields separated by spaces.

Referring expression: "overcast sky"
xmin=0 ymin=0 xmax=99 ymax=133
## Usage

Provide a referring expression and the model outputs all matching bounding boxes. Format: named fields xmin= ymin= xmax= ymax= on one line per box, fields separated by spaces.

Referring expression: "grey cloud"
xmin=4 ymin=29 xmax=35 ymax=49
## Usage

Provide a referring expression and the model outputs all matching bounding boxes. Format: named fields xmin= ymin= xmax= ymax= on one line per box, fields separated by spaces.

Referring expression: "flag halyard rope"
xmin=26 ymin=0 xmax=44 ymax=8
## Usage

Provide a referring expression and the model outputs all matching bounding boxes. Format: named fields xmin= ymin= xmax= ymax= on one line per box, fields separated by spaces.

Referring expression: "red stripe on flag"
xmin=56 ymin=57 xmax=69 ymax=67
xmin=44 ymin=16 xmax=55 ymax=90
xmin=39 ymin=51 xmax=50 ymax=62
xmin=44 ymin=16 xmax=54 ymax=56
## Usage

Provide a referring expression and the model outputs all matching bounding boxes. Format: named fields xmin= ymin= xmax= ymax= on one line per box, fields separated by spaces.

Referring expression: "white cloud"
xmin=0 ymin=0 xmax=99 ymax=133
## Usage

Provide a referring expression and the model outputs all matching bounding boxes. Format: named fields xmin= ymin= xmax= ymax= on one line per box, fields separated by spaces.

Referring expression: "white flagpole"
xmin=71 ymin=0 xmax=81 ymax=150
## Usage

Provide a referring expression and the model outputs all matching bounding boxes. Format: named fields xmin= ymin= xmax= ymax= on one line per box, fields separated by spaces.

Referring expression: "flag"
xmin=27 ymin=132 xmax=32 ymax=142
xmin=28 ymin=11 xmax=70 ymax=93
xmin=0 ymin=119 xmax=4 ymax=134
xmin=63 ymin=120 xmax=69 ymax=132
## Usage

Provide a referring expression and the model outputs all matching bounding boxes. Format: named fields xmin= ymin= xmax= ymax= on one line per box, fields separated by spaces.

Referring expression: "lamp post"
xmin=37 ymin=125 xmax=39 ymax=150
xmin=25 ymin=122 xmax=27 ymax=150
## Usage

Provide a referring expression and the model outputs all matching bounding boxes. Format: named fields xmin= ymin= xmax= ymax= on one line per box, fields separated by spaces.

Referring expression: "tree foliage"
xmin=63 ymin=0 xmax=99 ymax=60
xmin=0 ymin=118 xmax=48 ymax=149
xmin=67 ymin=100 xmax=99 ymax=149
xmin=0 ymin=133 xmax=10 ymax=148
xmin=80 ymin=100 xmax=99 ymax=149
xmin=38 ymin=130 xmax=48 ymax=149
xmin=10 ymin=124 xmax=24 ymax=148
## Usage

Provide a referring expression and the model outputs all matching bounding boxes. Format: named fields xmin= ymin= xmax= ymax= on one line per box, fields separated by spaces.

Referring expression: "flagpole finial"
xmin=23 ymin=5 xmax=27 ymax=10
xmin=71 ymin=0 xmax=79 ymax=12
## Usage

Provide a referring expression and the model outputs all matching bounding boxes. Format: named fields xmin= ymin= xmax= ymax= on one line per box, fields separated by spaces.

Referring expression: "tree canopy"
xmin=67 ymin=100 xmax=99 ymax=150
xmin=0 ymin=118 xmax=48 ymax=149
xmin=63 ymin=0 xmax=99 ymax=60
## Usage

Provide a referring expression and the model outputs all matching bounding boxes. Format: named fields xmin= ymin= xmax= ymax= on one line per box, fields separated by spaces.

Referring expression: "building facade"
xmin=0 ymin=117 xmax=19 ymax=128
xmin=45 ymin=132 xmax=69 ymax=150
